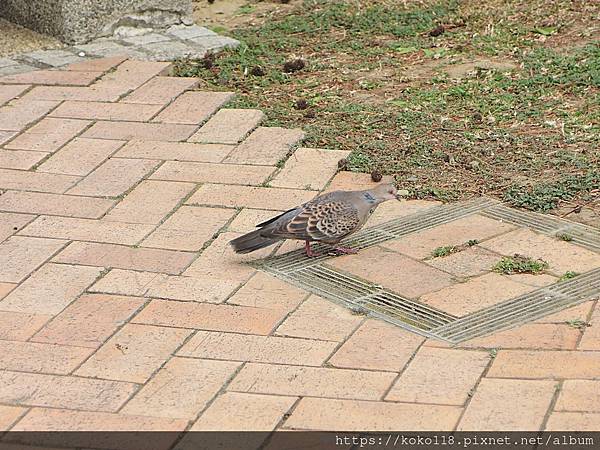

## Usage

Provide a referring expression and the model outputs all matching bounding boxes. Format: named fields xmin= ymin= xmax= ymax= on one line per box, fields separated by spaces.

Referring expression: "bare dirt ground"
xmin=0 ymin=18 xmax=62 ymax=57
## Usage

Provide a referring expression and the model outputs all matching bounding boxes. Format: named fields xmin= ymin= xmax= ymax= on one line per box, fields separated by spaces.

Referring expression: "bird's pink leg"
xmin=332 ymin=245 xmax=358 ymax=255
xmin=305 ymin=241 xmax=320 ymax=257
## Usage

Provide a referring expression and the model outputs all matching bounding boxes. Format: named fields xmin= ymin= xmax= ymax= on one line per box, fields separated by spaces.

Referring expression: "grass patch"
xmin=493 ymin=254 xmax=549 ymax=274
xmin=559 ymin=271 xmax=579 ymax=282
xmin=565 ymin=319 xmax=590 ymax=329
xmin=430 ymin=239 xmax=479 ymax=258
xmin=556 ymin=232 xmax=573 ymax=242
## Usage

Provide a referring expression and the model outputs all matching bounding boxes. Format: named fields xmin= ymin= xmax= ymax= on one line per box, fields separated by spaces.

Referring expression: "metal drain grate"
xmin=256 ymin=197 xmax=600 ymax=343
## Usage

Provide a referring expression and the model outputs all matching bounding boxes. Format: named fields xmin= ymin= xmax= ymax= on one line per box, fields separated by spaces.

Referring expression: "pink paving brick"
xmin=536 ymin=300 xmax=594 ymax=324
xmin=82 ymin=120 xmax=196 ymax=141
xmin=0 ymin=84 xmax=29 ymax=105
xmin=327 ymin=171 xmax=395 ymax=191
xmin=67 ymin=157 xmax=159 ymax=197
xmin=0 ymin=370 xmax=136 ymax=412
xmin=228 ymin=363 xmax=396 ymax=400
xmin=555 ymin=380 xmax=600 ymax=413
xmin=284 ymin=398 xmax=462 ymax=431
xmin=0 ymin=311 xmax=50 ymax=340
xmin=23 ymin=85 xmax=124 ymax=102
xmin=0 ymin=70 xmax=102 ymax=86
xmin=36 ymin=137 xmax=125 ymax=176
xmin=579 ymin=303 xmax=600 ymax=350
xmin=271 ymin=147 xmax=350 ymax=190
xmin=177 ymin=331 xmax=337 ymax=365
xmin=0 ymin=282 xmax=16 ymax=299
xmin=0 ymin=340 xmax=92 ymax=374
xmin=150 ymin=160 xmax=274 ymax=185
xmin=188 ymin=108 xmax=264 ymax=144
xmin=227 ymin=271 xmax=307 ymax=311
xmin=142 ymin=205 xmax=235 ymax=251
xmin=328 ymin=319 xmax=424 ymax=371
xmin=0 ymin=191 xmax=115 ymax=218
xmin=65 ymin=55 xmax=127 ymax=73
xmin=0 ymin=212 xmax=35 ymax=243
xmin=121 ymin=76 xmax=198 ymax=104
xmin=0 ymin=168 xmax=80 ymax=193
xmin=5 ymin=118 xmax=90 ymax=153
xmin=488 ymin=350 xmax=600 ymax=379
xmin=0 ymin=149 xmax=49 ymax=170
xmin=20 ymin=216 xmax=155 ymax=245
xmin=225 ymin=127 xmax=305 ymax=165
xmin=227 ymin=208 xmax=284 ymax=234
xmin=53 ymin=242 xmax=195 ymax=274
xmin=0 ymin=130 xmax=16 ymax=145
xmin=93 ymin=60 xmax=171 ymax=93
xmin=545 ymin=412 xmax=600 ymax=431
xmin=50 ymin=100 xmax=163 ymax=121
xmin=115 ymin=140 xmax=232 ymax=162
xmin=0 ymin=263 xmax=103 ymax=315
xmin=0 ymin=404 xmax=25 ymax=431
xmin=274 ymin=295 xmax=362 ymax=342
xmin=0 ymin=98 xmax=59 ymax=132
xmin=386 ymin=347 xmax=490 ymax=405
xmin=191 ymin=392 xmax=296 ymax=431
xmin=153 ymin=91 xmax=234 ymax=124
xmin=121 ymin=357 xmax=241 ymax=419
xmin=104 ymin=180 xmax=195 ymax=224
xmin=31 ymin=293 xmax=145 ymax=348
xmin=75 ymin=323 xmax=192 ymax=383
xmin=457 ymin=378 xmax=557 ymax=431
xmin=0 ymin=236 xmax=67 ymax=283
xmin=132 ymin=299 xmax=285 ymax=335
xmin=89 ymin=268 xmax=164 ymax=296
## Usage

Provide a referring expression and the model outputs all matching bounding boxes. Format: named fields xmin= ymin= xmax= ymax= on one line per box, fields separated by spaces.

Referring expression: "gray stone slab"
xmin=0 ymin=64 xmax=38 ymax=76
xmin=22 ymin=49 xmax=83 ymax=67
xmin=191 ymin=35 xmax=240 ymax=51
xmin=75 ymin=40 xmax=131 ymax=57
xmin=141 ymin=40 xmax=207 ymax=61
xmin=121 ymin=32 xmax=171 ymax=46
xmin=0 ymin=58 xmax=18 ymax=68
xmin=167 ymin=24 xmax=216 ymax=40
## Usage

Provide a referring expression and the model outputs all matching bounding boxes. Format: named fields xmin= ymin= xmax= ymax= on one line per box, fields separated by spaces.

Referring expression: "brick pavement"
xmin=0 ymin=58 xmax=599 ymax=441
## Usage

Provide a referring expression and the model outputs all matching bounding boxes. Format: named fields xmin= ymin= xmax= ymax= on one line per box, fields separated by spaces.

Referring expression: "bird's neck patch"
xmin=363 ymin=192 xmax=376 ymax=203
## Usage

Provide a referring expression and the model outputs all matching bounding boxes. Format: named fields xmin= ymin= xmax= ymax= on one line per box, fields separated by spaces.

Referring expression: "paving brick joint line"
xmin=1 ymin=57 xmax=600 ymax=436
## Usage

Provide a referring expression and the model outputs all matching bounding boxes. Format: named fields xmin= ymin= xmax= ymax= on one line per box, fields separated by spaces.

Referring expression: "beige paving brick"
xmin=330 ymin=246 xmax=455 ymax=299
xmin=227 ymin=208 xmax=283 ymax=233
xmin=579 ymin=303 xmax=600 ymax=350
xmin=0 ymin=311 xmax=50 ymax=340
xmin=187 ymin=184 xmax=315 ymax=210
xmin=142 ymin=205 xmax=235 ymax=251
xmin=31 ymin=293 xmax=145 ymax=348
xmin=0 ymin=84 xmax=29 ymax=105
xmin=227 ymin=271 xmax=306 ymax=310
xmin=230 ymin=363 xmax=396 ymax=400
xmin=178 ymin=331 xmax=337 ymax=365
xmin=153 ymin=91 xmax=234 ymax=124
xmin=13 ymin=408 xmax=187 ymax=432
xmin=0 ymin=263 xmax=103 ymax=315
xmin=122 ymin=357 xmax=240 ymax=419
xmin=50 ymin=101 xmax=162 ymax=121
xmin=457 ymin=378 xmax=556 ymax=431
xmin=0 ymin=404 xmax=25 ymax=431
xmin=144 ymin=275 xmax=239 ymax=303
xmin=75 ymin=323 xmax=191 ymax=383
xmin=93 ymin=60 xmax=171 ymax=93
xmin=545 ymin=412 xmax=600 ymax=431
xmin=0 ymin=236 xmax=67 ymax=283
xmin=0 ymin=149 xmax=48 ymax=170
xmin=53 ymin=242 xmax=195 ymax=274
xmin=0 ymin=340 xmax=91 ymax=374
xmin=23 ymin=85 xmax=124 ymax=102
xmin=82 ymin=121 xmax=196 ymax=141
xmin=0 ymin=191 xmax=115 ymax=218
xmin=555 ymin=380 xmax=600 ymax=412
xmin=386 ymin=347 xmax=489 ymax=405
xmin=65 ymin=55 xmax=127 ymax=72
xmin=189 ymin=108 xmax=264 ymax=144
xmin=191 ymin=392 xmax=296 ymax=431
xmin=480 ymin=227 xmax=600 ymax=275
xmin=0 ymin=168 xmax=79 ymax=193
xmin=0 ymin=130 xmax=16 ymax=145
xmin=115 ymin=140 xmax=232 ymax=162
xmin=275 ymin=295 xmax=362 ymax=342
xmin=0 ymin=282 xmax=16 ymax=299
xmin=0 ymin=98 xmax=59 ymax=132
xmin=104 ymin=180 xmax=194 ymax=224
xmin=419 ymin=273 xmax=538 ymax=316
xmin=132 ymin=299 xmax=285 ymax=335
xmin=67 ymin=158 xmax=159 ymax=197
xmin=271 ymin=148 xmax=350 ymax=190
xmin=426 ymin=246 xmax=503 ymax=278
xmin=0 ymin=70 xmax=101 ymax=86
xmin=284 ymin=398 xmax=462 ymax=431
xmin=225 ymin=127 xmax=305 ymax=165
xmin=382 ymin=214 xmax=515 ymax=259
xmin=150 ymin=160 xmax=274 ymax=185
xmin=488 ymin=350 xmax=600 ymax=379
xmin=329 ymin=319 xmax=424 ymax=371
xmin=0 ymin=370 xmax=136 ymax=412
xmin=0 ymin=212 xmax=35 ymax=242
xmin=89 ymin=268 xmax=163 ymax=296
xmin=36 ymin=137 xmax=125 ymax=176
xmin=20 ymin=216 xmax=155 ymax=245
xmin=122 ymin=76 xmax=198 ymax=104
xmin=457 ymin=323 xmax=580 ymax=350
xmin=5 ymin=118 xmax=90 ymax=153
xmin=536 ymin=300 xmax=594 ymax=324
xmin=327 ymin=171 xmax=394 ymax=191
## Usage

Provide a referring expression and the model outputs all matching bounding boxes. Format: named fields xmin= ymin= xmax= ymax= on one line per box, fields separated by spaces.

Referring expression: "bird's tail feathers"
xmin=230 ymin=229 xmax=279 ymax=254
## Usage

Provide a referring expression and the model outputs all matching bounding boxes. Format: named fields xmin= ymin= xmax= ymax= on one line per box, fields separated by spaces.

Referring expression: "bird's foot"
xmin=331 ymin=246 xmax=359 ymax=255
xmin=305 ymin=241 xmax=321 ymax=258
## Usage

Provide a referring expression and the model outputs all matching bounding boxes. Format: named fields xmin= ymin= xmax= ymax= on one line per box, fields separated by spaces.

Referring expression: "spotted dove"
xmin=230 ymin=183 xmax=399 ymax=257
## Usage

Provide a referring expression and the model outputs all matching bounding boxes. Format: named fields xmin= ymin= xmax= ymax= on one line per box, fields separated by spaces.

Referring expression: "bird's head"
xmin=369 ymin=183 xmax=399 ymax=203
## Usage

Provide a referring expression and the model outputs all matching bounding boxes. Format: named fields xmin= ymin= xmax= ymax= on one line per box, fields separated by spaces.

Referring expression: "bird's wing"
xmin=263 ymin=197 xmax=362 ymax=242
